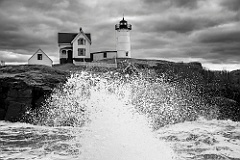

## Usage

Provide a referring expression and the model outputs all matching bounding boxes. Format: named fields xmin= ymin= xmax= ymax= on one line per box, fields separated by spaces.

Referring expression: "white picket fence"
xmin=73 ymin=61 xmax=117 ymax=68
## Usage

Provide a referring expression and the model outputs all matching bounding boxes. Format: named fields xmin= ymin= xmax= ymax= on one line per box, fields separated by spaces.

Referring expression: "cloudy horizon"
xmin=0 ymin=0 xmax=240 ymax=70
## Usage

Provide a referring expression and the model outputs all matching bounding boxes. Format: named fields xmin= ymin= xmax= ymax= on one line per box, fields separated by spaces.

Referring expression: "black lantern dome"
xmin=115 ymin=17 xmax=132 ymax=30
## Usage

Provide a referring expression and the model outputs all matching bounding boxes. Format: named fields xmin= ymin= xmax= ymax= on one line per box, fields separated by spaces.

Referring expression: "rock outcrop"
xmin=210 ymin=97 xmax=240 ymax=121
xmin=0 ymin=65 xmax=68 ymax=122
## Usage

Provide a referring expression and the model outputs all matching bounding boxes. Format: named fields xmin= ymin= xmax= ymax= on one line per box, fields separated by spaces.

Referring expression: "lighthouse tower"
xmin=115 ymin=17 xmax=132 ymax=58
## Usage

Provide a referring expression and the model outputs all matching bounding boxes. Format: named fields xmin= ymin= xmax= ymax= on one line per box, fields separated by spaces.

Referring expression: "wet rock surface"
xmin=0 ymin=65 xmax=68 ymax=121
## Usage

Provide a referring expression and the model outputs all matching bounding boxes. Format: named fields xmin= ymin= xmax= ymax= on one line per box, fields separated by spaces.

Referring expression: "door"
xmin=67 ymin=50 xmax=73 ymax=63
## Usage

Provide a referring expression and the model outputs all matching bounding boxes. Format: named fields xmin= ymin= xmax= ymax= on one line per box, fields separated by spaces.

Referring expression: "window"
xmin=103 ymin=52 xmax=107 ymax=58
xmin=126 ymin=51 xmax=128 ymax=57
xmin=78 ymin=38 xmax=86 ymax=45
xmin=62 ymin=50 xmax=66 ymax=54
xmin=37 ymin=54 xmax=42 ymax=60
xmin=78 ymin=48 xmax=86 ymax=56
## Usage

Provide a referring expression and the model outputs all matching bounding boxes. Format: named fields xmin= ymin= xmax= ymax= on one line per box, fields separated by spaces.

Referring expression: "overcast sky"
xmin=0 ymin=0 xmax=240 ymax=70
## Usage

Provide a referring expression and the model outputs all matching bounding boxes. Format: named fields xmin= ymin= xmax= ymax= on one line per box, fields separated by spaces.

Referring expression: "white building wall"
xmin=107 ymin=51 xmax=117 ymax=59
xmin=93 ymin=53 xmax=103 ymax=61
xmin=92 ymin=52 xmax=117 ymax=61
xmin=73 ymin=61 xmax=117 ymax=68
xmin=116 ymin=30 xmax=131 ymax=58
xmin=72 ymin=35 xmax=90 ymax=59
xmin=28 ymin=51 xmax=52 ymax=67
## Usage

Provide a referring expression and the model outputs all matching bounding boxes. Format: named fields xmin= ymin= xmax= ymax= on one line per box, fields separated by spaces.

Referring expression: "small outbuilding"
xmin=91 ymin=51 xmax=117 ymax=62
xmin=28 ymin=49 xmax=53 ymax=67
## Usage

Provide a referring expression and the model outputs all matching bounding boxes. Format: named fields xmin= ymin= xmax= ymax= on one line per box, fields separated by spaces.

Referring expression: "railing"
xmin=115 ymin=24 xmax=132 ymax=30
xmin=73 ymin=61 xmax=117 ymax=68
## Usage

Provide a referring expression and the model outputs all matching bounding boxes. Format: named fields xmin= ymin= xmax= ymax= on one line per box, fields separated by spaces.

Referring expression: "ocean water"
xmin=1 ymin=71 xmax=240 ymax=160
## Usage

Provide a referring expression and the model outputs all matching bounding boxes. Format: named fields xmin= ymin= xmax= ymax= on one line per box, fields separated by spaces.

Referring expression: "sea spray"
xmin=2 ymin=70 xmax=240 ymax=160
xmin=25 ymin=71 xmax=176 ymax=159
xmin=23 ymin=70 xmax=216 ymax=159
xmin=78 ymin=89 xmax=175 ymax=160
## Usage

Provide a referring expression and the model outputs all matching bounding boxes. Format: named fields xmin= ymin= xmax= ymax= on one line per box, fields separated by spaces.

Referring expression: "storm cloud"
xmin=0 ymin=0 xmax=240 ymax=70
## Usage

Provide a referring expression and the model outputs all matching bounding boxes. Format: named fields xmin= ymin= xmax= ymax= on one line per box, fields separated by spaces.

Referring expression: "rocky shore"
xmin=1 ymin=59 xmax=240 ymax=124
xmin=0 ymin=65 xmax=68 ymax=121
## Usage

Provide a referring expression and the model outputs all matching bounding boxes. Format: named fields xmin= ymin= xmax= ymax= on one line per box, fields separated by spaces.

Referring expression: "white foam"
xmin=76 ymin=80 xmax=175 ymax=160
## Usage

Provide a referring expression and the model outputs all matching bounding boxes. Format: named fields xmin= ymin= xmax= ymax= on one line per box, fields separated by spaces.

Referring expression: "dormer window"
xmin=78 ymin=38 xmax=86 ymax=45
xmin=37 ymin=54 xmax=42 ymax=60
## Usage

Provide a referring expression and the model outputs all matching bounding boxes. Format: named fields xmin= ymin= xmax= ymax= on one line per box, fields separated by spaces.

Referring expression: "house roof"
xmin=61 ymin=46 xmax=72 ymax=50
xmin=58 ymin=32 xmax=91 ymax=44
xmin=28 ymin=48 xmax=53 ymax=62
xmin=91 ymin=50 xmax=117 ymax=55
xmin=71 ymin=31 xmax=91 ymax=44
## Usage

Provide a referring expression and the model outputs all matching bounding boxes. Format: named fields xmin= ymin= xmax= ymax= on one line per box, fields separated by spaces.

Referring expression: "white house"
xmin=28 ymin=49 xmax=53 ymax=67
xmin=58 ymin=28 xmax=91 ymax=64
xmin=57 ymin=17 xmax=132 ymax=65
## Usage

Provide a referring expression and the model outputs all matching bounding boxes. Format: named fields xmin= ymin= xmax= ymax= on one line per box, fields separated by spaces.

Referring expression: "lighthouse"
xmin=115 ymin=17 xmax=132 ymax=58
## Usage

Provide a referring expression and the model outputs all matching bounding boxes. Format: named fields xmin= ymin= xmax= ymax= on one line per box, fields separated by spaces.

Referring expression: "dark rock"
xmin=0 ymin=108 xmax=6 ymax=120
xmin=0 ymin=65 xmax=68 ymax=122
xmin=211 ymin=97 xmax=240 ymax=121
xmin=7 ymin=88 xmax=32 ymax=98
xmin=4 ymin=101 xmax=30 ymax=122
